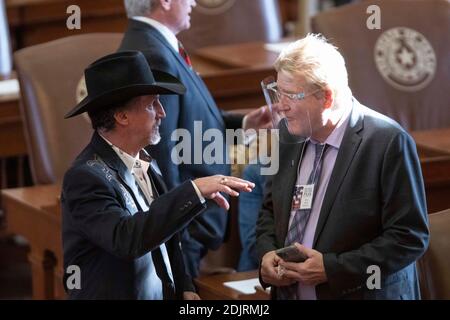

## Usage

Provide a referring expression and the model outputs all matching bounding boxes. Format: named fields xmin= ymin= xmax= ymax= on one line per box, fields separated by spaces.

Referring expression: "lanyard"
xmin=296 ymin=140 xmax=328 ymax=185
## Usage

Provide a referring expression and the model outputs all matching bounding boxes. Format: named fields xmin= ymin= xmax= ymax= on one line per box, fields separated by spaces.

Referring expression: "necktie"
xmin=285 ymin=143 xmax=328 ymax=246
xmin=278 ymin=143 xmax=328 ymax=300
xmin=178 ymin=41 xmax=192 ymax=69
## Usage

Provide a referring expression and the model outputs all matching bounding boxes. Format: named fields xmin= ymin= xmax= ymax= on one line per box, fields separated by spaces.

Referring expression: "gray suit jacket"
xmin=256 ymin=100 xmax=429 ymax=299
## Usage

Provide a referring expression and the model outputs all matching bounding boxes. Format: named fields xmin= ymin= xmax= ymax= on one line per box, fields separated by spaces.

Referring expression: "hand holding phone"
xmin=275 ymin=245 xmax=307 ymax=263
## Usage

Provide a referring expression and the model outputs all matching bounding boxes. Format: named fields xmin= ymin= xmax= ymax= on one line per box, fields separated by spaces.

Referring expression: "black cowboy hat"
xmin=64 ymin=51 xmax=186 ymax=118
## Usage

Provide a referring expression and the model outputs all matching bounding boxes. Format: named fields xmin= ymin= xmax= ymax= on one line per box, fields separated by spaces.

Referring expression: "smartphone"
xmin=275 ymin=245 xmax=307 ymax=263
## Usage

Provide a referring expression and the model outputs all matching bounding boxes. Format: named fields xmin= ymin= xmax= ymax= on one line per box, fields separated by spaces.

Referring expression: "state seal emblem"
xmin=374 ymin=27 xmax=437 ymax=92
xmin=196 ymin=0 xmax=237 ymax=15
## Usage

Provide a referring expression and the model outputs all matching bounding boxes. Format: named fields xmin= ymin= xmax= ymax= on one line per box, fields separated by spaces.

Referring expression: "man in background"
xmin=119 ymin=0 xmax=270 ymax=277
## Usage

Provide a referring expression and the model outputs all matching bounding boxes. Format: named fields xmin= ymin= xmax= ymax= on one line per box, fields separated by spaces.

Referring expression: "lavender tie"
xmin=278 ymin=143 xmax=328 ymax=300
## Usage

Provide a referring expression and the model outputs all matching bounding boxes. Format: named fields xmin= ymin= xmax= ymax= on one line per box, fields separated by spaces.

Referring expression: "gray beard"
xmin=150 ymin=129 xmax=161 ymax=145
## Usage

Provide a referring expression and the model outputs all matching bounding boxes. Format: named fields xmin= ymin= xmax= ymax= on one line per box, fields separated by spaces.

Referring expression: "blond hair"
xmin=274 ymin=34 xmax=351 ymax=105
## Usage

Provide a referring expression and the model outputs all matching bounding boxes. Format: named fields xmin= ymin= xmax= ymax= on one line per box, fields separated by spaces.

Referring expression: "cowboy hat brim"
xmin=64 ymin=71 xmax=186 ymax=119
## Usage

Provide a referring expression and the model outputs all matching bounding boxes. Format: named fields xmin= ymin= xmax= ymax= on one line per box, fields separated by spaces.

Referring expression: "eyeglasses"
xmin=265 ymin=82 xmax=321 ymax=102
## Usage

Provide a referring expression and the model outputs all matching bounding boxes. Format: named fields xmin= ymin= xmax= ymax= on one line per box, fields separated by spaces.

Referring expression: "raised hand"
xmin=193 ymin=175 xmax=255 ymax=210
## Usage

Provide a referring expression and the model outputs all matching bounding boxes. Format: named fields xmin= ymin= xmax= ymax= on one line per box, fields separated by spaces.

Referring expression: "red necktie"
xmin=178 ymin=41 xmax=192 ymax=69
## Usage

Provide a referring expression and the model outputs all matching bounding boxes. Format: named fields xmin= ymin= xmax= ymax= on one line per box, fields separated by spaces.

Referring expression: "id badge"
xmin=291 ymin=185 xmax=303 ymax=210
xmin=300 ymin=184 xmax=314 ymax=210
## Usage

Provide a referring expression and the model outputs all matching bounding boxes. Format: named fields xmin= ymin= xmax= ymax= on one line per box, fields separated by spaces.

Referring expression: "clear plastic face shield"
xmin=261 ymin=76 xmax=313 ymax=144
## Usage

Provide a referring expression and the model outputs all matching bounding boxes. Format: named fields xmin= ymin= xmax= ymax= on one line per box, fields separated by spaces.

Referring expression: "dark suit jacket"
xmin=61 ymin=132 xmax=206 ymax=299
xmin=256 ymin=100 xmax=429 ymax=299
xmin=118 ymin=19 xmax=243 ymax=251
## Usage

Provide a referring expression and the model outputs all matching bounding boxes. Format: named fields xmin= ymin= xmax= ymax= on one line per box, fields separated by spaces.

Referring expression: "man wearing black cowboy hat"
xmin=61 ymin=51 xmax=254 ymax=300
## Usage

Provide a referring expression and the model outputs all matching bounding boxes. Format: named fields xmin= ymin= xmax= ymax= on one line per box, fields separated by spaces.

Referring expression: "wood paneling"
xmin=6 ymin=0 xmax=296 ymax=50
xmin=6 ymin=0 xmax=126 ymax=49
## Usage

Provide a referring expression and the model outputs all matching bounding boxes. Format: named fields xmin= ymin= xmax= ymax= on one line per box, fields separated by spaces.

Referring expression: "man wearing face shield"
xmin=256 ymin=34 xmax=429 ymax=300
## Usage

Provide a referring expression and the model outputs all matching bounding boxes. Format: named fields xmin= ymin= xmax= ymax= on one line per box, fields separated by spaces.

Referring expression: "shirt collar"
xmin=99 ymin=134 xmax=150 ymax=173
xmin=132 ymin=16 xmax=179 ymax=52
xmin=310 ymin=103 xmax=352 ymax=149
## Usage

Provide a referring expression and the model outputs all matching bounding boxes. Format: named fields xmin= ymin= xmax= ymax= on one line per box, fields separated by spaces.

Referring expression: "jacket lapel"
xmin=90 ymin=132 xmax=146 ymax=212
xmin=148 ymin=167 xmax=168 ymax=197
xmin=131 ymin=20 xmax=224 ymax=126
xmin=276 ymin=141 xmax=304 ymax=242
xmin=312 ymin=101 xmax=364 ymax=247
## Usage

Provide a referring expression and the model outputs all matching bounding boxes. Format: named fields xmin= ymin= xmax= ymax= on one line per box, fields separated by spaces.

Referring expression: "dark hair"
xmin=87 ymin=99 xmax=132 ymax=131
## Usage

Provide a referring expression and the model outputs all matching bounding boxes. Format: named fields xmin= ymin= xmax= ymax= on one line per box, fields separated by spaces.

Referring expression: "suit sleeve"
xmin=255 ymin=175 xmax=278 ymax=262
xmin=62 ymin=165 xmax=206 ymax=260
xmin=254 ymin=174 xmax=279 ymax=289
xmin=322 ymin=131 xmax=430 ymax=296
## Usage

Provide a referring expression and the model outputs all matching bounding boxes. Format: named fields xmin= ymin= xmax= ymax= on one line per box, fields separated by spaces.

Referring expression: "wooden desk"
xmin=0 ymin=77 xmax=26 ymax=158
xmin=0 ymin=76 xmax=28 ymax=189
xmin=195 ymin=270 xmax=270 ymax=300
xmin=0 ymin=97 xmax=26 ymax=158
xmin=413 ymin=128 xmax=450 ymax=213
xmin=412 ymin=128 xmax=450 ymax=156
xmin=1 ymin=184 xmax=64 ymax=299
xmin=418 ymin=154 xmax=450 ymax=214
xmin=193 ymin=42 xmax=277 ymax=110
xmin=196 ymin=42 xmax=279 ymax=69
xmin=194 ymin=41 xmax=277 ymax=109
